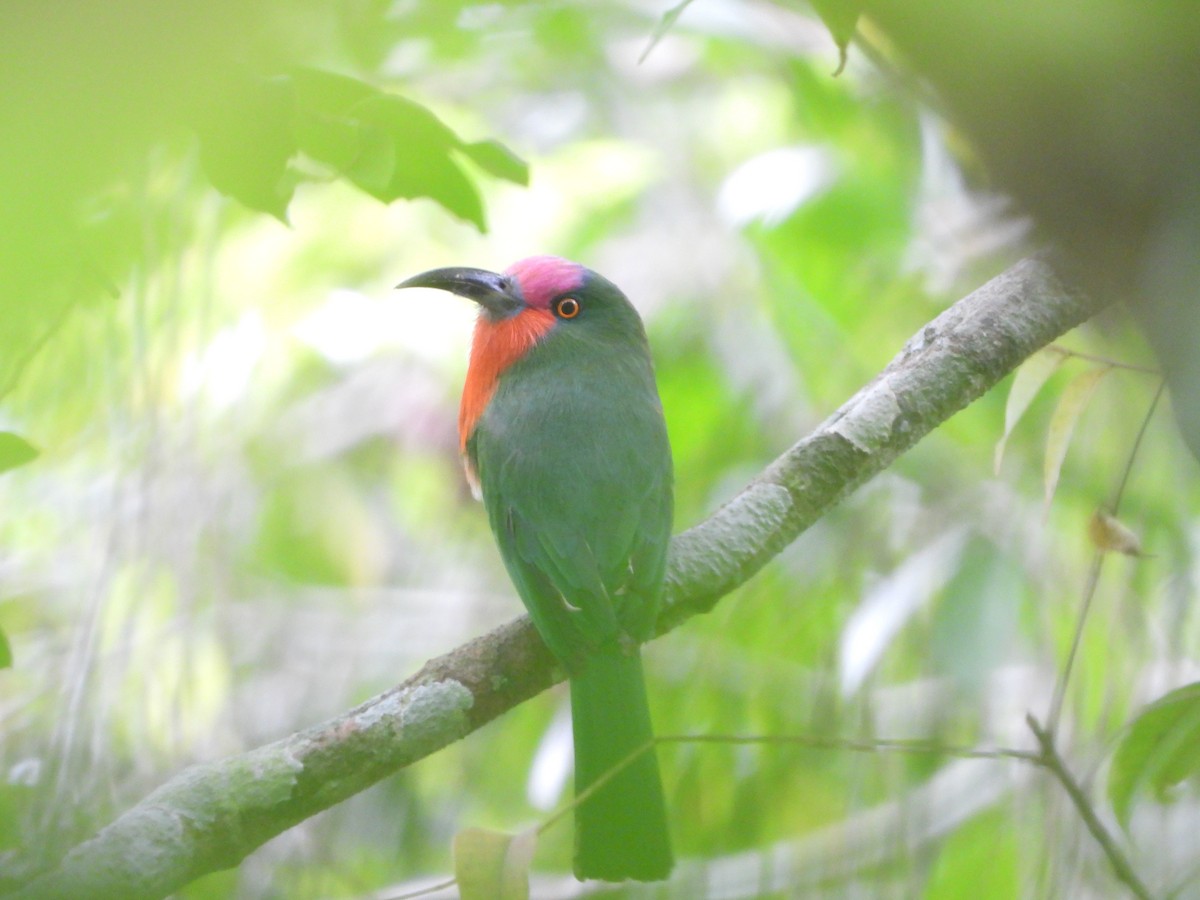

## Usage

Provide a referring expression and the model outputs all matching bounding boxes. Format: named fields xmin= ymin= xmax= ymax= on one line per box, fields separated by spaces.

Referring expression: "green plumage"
xmin=466 ymin=268 xmax=674 ymax=881
xmin=570 ymin=648 xmax=672 ymax=880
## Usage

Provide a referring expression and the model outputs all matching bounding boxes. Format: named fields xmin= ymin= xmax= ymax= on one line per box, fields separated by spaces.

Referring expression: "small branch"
xmin=1047 ymin=344 xmax=1160 ymax=376
xmin=655 ymin=732 xmax=1040 ymax=763
xmin=8 ymin=256 xmax=1107 ymax=900
xmin=1046 ymin=556 xmax=1105 ymax=731
xmin=1047 ymin=378 xmax=1167 ymax=731
xmin=1026 ymin=715 xmax=1153 ymax=900
xmin=1109 ymin=380 xmax=1167 ymax=515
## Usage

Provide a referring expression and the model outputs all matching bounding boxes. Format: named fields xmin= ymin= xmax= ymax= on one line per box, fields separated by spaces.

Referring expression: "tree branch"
xmin=9 ymin=256 xmax=1106 ymax=900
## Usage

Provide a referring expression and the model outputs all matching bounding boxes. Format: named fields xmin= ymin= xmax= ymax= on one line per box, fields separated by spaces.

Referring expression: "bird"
xmin=398 ymin=255 xmax=674 ymax=882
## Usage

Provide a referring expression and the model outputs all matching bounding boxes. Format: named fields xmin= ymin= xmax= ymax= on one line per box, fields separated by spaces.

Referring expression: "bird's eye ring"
xmin=554 ymin=296 xmax=581 ymax=319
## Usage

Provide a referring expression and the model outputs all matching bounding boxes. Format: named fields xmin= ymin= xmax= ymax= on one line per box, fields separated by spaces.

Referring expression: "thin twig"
xmin=537 ymin=737 xmax=655 ymax=836
xmin=1046 ymin=555 xmax=1105 ymax=732
xmin=537 ymin=731 xmax=1040 ymax=839
xmin=1026 ymin=714 xmax=1154 ymax=900
xmin=655 ymin=732 xmax=1039 ymax=762
xmin=1110 ymin=380 xmax=1168 ymax=515
xmin=1048 ymin=344 xmax=1160 ymax=376
xmin=1047 ymin=378 xmax=1167 ymax=731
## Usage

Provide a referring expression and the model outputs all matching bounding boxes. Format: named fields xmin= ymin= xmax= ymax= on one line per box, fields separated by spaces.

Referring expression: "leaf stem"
xmin=1047 ymin=378 xmax=1166 ymax=731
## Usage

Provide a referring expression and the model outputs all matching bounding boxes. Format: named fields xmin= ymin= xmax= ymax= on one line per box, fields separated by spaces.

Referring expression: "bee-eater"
xmin=398 ymin=256 xmax=673 ymax=881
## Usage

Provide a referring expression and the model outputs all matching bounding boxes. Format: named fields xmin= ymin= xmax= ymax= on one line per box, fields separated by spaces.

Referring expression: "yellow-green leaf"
xmin=461 ymin=140 xmax=529 ymax=187
xmin=0 ymin=432 xmax=39 ymax=475
xmin=1043 ymin=365 xmax=1110 ymax=511
xmin=640 ymin=0 xmax=697 ymax=64
xmin=453 ymin=826 xmax=537 ymax=900
xmin=994 ymin=347 xmax=1067 ymax=475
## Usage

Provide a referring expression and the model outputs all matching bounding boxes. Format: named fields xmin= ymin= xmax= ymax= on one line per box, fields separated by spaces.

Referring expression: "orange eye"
xmin=554 ymin=296 xmax=581 ymax=319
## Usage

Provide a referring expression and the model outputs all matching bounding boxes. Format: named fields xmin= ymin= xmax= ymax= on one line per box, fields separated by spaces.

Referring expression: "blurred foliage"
xmin=0 ymin=1 xmax=1198 ymax=899
xmin=1110 ymin=683 xmax=1200 ymax=831
xmin=199 ymin=66 xmax=528 ymax=225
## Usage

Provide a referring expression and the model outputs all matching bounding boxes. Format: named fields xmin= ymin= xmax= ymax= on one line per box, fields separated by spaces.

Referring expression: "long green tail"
xmin=569 ymin=646 xmax=673 ymax=881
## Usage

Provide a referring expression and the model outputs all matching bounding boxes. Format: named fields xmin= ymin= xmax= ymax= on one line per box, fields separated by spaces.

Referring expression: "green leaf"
xmin=292 ymin=104 xmax=361 ymax=173
xmin=345 ymin=123 xmax=399 ymax=199
xmin=347 ymin=94 xmax=486 ymax=229
xmin=350 ymin=93 xmax=461 ymax=159
xmin=1043 ymin=365 xmax=1110 ymax=511
xmin=0 ymin=625 xmax=10 ymax=669
xmin=0 ymin=432 xmax=38 ymax=475
xmin=291 ymin=67 xmax=376 ymax=114
xmin=197 ymin=75 xmax=297 ymax=221
xmin=200 ymin=67 xmax=509 ymax=230
xmin=1109 ymin=682 xmax=1200 ymax=829
xmin=461 ymin=140 xmax=529 ymax=186
xmin=808 ymin=0 xmax=862 ymax=74
xmin=290 ymin=68 xmax=377 ymax=170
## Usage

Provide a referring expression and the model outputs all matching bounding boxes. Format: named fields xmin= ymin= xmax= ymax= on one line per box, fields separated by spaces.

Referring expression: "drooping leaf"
xmin=808 ymin=0 xmax=862 ymax=74
xmin=640 ymin=0 xmax=697 ymax=64
xmin=290 ymin=68 xmax=375 ymax=171
xmin=461 ymin=140 xmax=529 ymax=186
xmin=197 ymin=75 xmax=297 ymax=221
xmin=453 ymin=826 xmax=537 ymax=900
xmin=994 ymin=346 xmax=1067 ymax=475
xmin=0 ymin=432 xmax=38 ymax=475
xmin=1109 ymin=683 xmax=1200 ymax=829
xmin=346 ymin=94 xmax=487 ymax=230
xmin=1043 ymin=365 xmax=1110 ymax=511
xmin=197 ymin=67 xmax=516 ymax=230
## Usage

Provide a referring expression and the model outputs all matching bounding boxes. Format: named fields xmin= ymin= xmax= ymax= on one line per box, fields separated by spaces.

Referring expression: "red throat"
xmin=459 ymin=307 xmax=556 ymax=455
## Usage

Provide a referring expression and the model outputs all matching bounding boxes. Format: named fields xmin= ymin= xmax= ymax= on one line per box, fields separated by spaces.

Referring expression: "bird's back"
xmin=468 ymin=315 xmax=673 ymax=663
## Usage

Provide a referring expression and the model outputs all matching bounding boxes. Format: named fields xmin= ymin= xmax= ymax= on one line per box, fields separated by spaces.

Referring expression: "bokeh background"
xmin=1 ymin=2 xmax=1198 ymax=897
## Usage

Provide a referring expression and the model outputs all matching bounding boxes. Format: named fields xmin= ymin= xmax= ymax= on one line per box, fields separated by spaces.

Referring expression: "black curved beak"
xmin=396 ymin=266 xmax=524 ymax=318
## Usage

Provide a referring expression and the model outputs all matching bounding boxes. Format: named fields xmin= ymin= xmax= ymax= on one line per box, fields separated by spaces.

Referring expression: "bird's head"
xmin=397 ymin=255 xmax=652 ymax=471
xmin=398 ymin=255 xmax=649 ymax=374
xmin=397 ymin=254 xmax=640 ymax=330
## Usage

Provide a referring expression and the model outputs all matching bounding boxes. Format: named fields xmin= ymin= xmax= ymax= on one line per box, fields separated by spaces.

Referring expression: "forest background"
xmin=2 ymin=2 xmax=1199 ymax=898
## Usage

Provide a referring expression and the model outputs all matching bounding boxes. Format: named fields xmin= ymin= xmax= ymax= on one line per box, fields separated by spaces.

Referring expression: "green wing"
xmin=469 ymin=383 xmax=672 ymax=670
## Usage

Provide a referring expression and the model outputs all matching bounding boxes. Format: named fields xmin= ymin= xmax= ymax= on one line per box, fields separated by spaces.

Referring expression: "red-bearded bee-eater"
xmin=398 ymin=256 xmax=674 ymax=882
